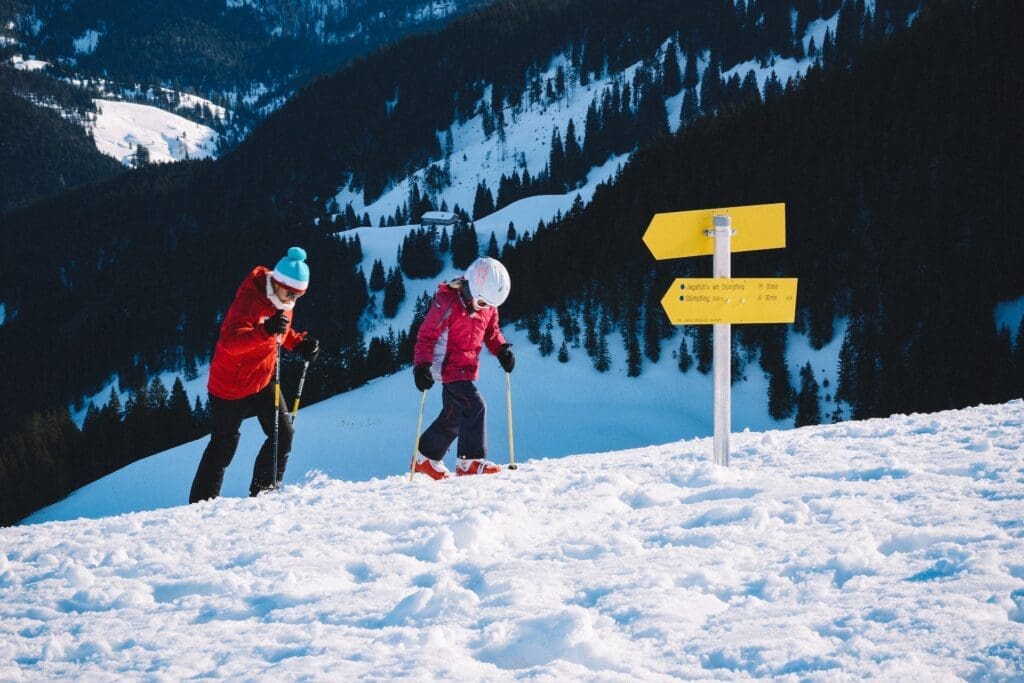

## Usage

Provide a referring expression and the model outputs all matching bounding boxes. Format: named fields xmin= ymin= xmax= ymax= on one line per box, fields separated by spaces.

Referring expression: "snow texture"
xmin=4 ymin=401 xmax=1024 ymax=679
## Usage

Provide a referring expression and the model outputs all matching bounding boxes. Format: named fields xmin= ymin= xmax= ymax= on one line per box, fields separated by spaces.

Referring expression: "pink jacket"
xmin=414 ymin=280 xmax=508 ymax=383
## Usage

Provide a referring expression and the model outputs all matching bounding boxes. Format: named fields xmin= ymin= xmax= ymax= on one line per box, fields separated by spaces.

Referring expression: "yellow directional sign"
xmin=660 ymin=278 xmax=798 ymax=324
xmin=643 ymin=202 xmax=786 ymax=260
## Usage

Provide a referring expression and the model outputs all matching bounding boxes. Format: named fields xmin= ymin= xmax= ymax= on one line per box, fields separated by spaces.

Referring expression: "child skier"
xmin=189 ymin=247 xmax=320 ymax=502
xmin=412 ymin=257 xmax=515 ymax=479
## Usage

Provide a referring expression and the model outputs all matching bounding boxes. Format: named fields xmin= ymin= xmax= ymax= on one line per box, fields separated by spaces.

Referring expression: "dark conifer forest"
xmin=0 ymin=84 xmax=125 ymax=211
xmin=1 ymin=0 xmax=1021 ymax=525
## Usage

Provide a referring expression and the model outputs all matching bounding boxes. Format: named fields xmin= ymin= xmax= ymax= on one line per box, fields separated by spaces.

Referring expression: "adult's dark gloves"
xmin=263 ymin=311 xmax=289 ymax=336
xmin=497 ymin=344 xmax=515 ymax=373
xmin=295 ymin=337 xmax=320 ymax=364
xmin=414 ymin=363 xmax=435 ymax=391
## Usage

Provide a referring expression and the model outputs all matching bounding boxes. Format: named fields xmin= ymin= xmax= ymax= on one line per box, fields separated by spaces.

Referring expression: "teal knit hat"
xmin=271 ymin=246 xmax=310 ymax=291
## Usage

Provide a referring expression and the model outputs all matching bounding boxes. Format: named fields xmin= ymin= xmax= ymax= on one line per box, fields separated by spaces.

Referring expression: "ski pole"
xmin=505 ymin=372 xmax=517 ymax=470
xmin=290 ymin=360 xmax=310 ymax=424
xmin=409 ymin=390 xmax=427 ymax=481
xmin=272 ymin=337 xmax=281 ymax=490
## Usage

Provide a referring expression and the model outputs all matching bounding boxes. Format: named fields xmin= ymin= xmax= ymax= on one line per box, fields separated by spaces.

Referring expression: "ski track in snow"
xmin=2 ymin=401 xmax=1024 ymax=679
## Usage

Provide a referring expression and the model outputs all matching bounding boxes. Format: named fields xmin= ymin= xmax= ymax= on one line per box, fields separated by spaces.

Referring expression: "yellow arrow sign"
xmin=660 ymin=278 xmax=798 ymax=324
xmin=643 ymin=202 xmax=786 ymax=260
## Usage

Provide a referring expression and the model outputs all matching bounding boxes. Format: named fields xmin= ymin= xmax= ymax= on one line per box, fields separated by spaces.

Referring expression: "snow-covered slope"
xmin=89 ymin=99 xmax=220 ymax=165
xmin=336 ymin=16 xmax=837 ymax=227
xmin=4 ymin=401 xmax=1023 ymax=679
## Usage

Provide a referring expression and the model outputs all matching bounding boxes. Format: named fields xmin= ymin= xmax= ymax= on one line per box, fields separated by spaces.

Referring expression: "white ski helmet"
xmin=464 ymin=257 xmax=511 ymax=308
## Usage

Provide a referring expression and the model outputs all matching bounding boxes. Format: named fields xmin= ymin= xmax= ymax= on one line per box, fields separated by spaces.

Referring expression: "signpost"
xmin=660 ymin=278 xmax=798 ymax=325
xmin=642 ymin=202 xmax=786 ymax=259
xmin=643 ymin=202 xmax=796 ymax=467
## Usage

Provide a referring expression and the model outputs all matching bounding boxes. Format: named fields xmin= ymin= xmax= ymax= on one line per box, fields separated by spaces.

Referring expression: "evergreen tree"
xmin=680 ymin=87 xmax=699 ymax=125
xmin=643 ymin=301 xmax=662 ymax=363
xmin=558 ymin=340 xmax=569 ymax=363
xmin=382 ymin=267 xmax=405 ymax=318
xmin=763 ymin=71 xmax=784 ymax=103
xmin=472 ymin=181 xmax=495 ymax=219
xmin=594 ymin=331 xmax=611 ymax=372
xmin=365 ymin=336 xmax=397 ymax=378
xmin=695 ymin=327 xmax=713 ymax=374
xmin=836 ymin=321 xmax=857 ymax=406
xmin=564 ymin=119 xmax=584 ymax=186
xmin=662 ymin=41 xmax=682 ymax=94
xmin=184 ymin=355 xmax=199 ymax=382
xmin=699 ymin=53 xmax=723 ymax=114
xmin=548 ymin=126 xmax=566 ymax=192
xmin=168 ymin=377 xmax=193 ymax=440
xmin=682 ymin=45 xmax=700 ymax=90
xmin=794 ymin=362 xmax=822 ymax=427
xmin=539 ymin=320 xmax=555 ymax=357
xmin=582 ymin=98 xmax=603 ymax=166
xmin=450 ymin=222 xmax=480 ymax=270
xmin=762 ymin=328 xmax=795 ymax=420
xmin=486 ymin=232 xmax=500 ymax=259
xmin=133 ymin=145 xmax=150 ymax=168
xmin=624 ymin=312 xmax=642 ymax=377
xmin=677 ymin=333 xmax=693 ymax=373
xmin=369 ymin=258 xmax=386 ymax=291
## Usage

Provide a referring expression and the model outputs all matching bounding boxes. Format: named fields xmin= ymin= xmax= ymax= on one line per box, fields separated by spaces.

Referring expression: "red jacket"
xmin=414 ymin=280 xmax=508 ymax=383
xmin=208 ymin=266 xmax=306 ymax=400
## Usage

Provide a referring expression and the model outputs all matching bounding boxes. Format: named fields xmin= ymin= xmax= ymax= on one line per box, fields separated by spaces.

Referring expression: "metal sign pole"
xmin=712 ymin=214 xmax=732 ymax=467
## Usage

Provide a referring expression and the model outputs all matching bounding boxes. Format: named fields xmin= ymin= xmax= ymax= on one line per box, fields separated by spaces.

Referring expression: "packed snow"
xmin=90 ymin=99 xmax=220 ymax=165
xmin=4 ymin=401 xmax=1024 ymax=679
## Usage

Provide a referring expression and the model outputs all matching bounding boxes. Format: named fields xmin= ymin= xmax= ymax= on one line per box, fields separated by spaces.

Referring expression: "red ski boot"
xmin=456 ymin=458 xmax=502 ymax=476
xmin=414 ymin=454 xmax=450 ymax=480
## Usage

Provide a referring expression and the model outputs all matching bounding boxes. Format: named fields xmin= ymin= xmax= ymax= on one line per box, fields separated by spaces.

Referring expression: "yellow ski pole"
xmin=290 ymin=360 xmax=310 ymax=424
xmin=409 ymin=390 xmax=427 ymax=481
xmin=272 ymin=337 xmax=282 ymax=489
xmin=505 ymin=372 xmax=517 ymax=470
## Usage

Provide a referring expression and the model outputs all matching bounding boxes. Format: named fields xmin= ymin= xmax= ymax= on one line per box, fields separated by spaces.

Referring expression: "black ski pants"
xmin=188 ymin=382 xmax=294 ymax=503
xmin=418 ymin=380 xmax=487 ymax=461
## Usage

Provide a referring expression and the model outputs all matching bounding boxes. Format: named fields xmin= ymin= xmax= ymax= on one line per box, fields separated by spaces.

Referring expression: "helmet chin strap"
xmin=266 ymin=274 xmax=296 ymax=311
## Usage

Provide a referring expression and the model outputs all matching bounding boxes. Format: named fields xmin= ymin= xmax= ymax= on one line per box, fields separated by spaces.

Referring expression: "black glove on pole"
xmin=497 ymin=345 xmax=515 ymax=373
xmin=264 ymin=311 xmax=289 ymax=336
xmin=296 ymin=336 xmax=319 ymax=363
xmin=414 ymin=363 xmax=435 ymax=391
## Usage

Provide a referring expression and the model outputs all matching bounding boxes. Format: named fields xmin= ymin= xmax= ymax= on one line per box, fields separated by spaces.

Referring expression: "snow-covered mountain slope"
xmin=5 ymin=401 xmax=1023 ymax=679
xmin=335 ymin=14 xmax=839 ymax=226
xmin=90 ymin=99 xmax=219 ymax=165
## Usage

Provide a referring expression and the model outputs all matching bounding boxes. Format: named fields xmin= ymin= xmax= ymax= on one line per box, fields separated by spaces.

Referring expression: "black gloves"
xmin=497 ymin=344 xmax=515 ymax=373
xmin=414 ymin=363 xmax=435 ymax=391
xmin=295 ymin=337 xmax=319 ymax=364
xmin=263 ymin=311 xmax=289 ymax=336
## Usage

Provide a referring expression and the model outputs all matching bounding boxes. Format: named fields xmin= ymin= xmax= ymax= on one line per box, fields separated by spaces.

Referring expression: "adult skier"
xmin=412 ymin=257 xmax=515 ymax=479
xmin=189 ymin=247 xmax=320 ymax=503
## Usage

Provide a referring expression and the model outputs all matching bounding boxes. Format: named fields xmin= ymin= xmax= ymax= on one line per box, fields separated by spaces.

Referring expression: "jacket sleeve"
xmin=413 ymin=295 xmax=449 ymax=366
xmin=282 ymin=325 xmax=306 ymax=351
xmin=483 ymin=309 xmax=509 ymax=356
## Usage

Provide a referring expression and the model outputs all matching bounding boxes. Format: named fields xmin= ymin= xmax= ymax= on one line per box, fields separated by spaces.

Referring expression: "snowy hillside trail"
xmin=3 ymin=401 xmax=1024 ymax=679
